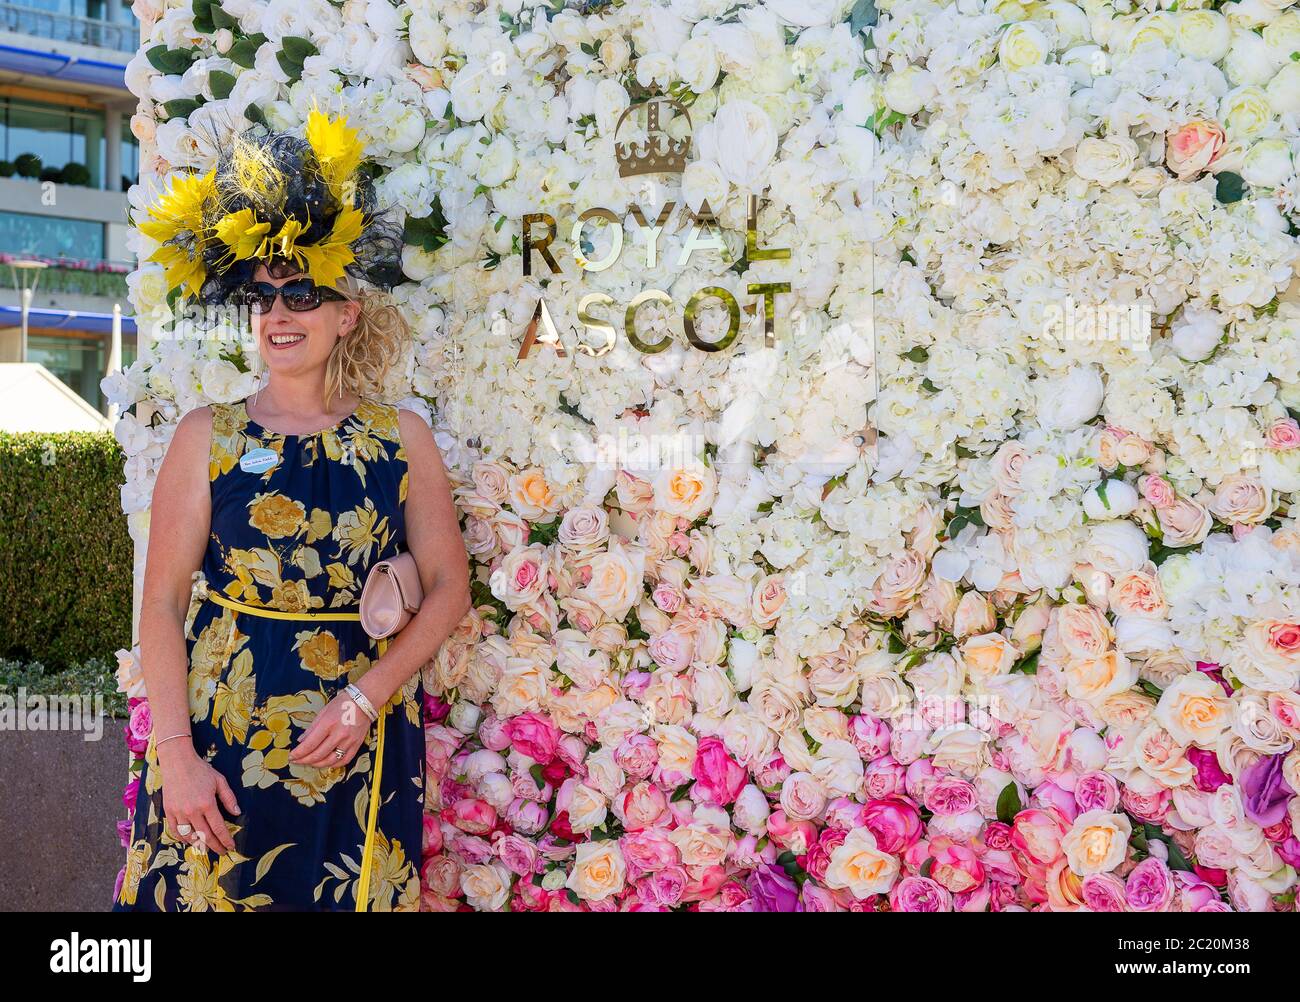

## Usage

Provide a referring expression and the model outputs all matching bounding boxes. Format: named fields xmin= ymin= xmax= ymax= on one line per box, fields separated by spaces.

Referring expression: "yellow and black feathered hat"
xmin=138 ymin=103 xmax=404 ymax=304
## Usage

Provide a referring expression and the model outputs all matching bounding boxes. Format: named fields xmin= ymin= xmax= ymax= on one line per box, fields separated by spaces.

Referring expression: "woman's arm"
xmin=291 ymin=408 xmax=470 ymax=767
xmin=139 ymin=407 xmax=240 ymax=853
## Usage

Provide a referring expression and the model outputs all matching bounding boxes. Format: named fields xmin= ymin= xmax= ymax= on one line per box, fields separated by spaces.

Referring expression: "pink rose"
xmin=692 ymin=737 xmax=747 ymax=805
xmin=930 ymin=838 xmax=985 ymax=894
xmin=1074 ymin=771 xmax=1120 ymax=813
xmin=848 ymin=714 xmax=891 ymax=758
xmin=615 ymin=734 xmax=659 ymax=780
xmin=635 ymin=867 xmax=689 ymax=907
xmin=647 ymin=625 xmax=695 ymax=671
xmin=1139 ymin=474 xmax=1176 ymax=510
xmin=1165 ymin=119 xmax=1226 ymax=179
xmin=126 ymin=700 xmax=152 ymax=757
xmin=422 ymin=813 xmax=443 ymax=855
xmin=651 ymin=582 xmax=684 ymax=613
xmin=1126 ymin=856 xmax=1175 ymax=912
xmin=864 ymin=757 xmax=907 ymax=799
xmin=1120 ymin=785 xmax=1170 ymax=824
xmin=498 ymin=833 xmax=540 ymax=877
xmin=504 ymin=798 xmax=549 ymax=836
xmin=621 ymin=828 xmax=680 ymax=878
xmin=443 ymin=798 xmax=497 ymax=835
xmin=503 ymin=711 xmax=560 ymax=762
xmin=1080 ymin=872 xmax=1129 ymax=911
xmin=924 ymin=776 xmax=978 ymax=817
xmin=614 ymin=781 xmax=669 ymax=831
xmin=863 ymin=796 xmax=924 ymax=854
xmin=1268 ymin=417 xmax=1300 ymax=451
xmin=890 ymin=875 xmax=953 ymax=912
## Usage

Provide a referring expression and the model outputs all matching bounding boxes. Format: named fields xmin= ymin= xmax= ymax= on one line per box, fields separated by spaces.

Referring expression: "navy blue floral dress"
xmin=115 ymin=398 xmax=425 ymax=911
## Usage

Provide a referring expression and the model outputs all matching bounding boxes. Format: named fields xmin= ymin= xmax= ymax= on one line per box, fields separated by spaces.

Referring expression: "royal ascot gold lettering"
xmin=517 ymin=194 xmax=791 ymax=358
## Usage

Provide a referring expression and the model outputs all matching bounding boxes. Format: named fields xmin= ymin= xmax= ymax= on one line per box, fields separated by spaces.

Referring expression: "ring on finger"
xmin=177 ymin=823 xmax=193 ymax=837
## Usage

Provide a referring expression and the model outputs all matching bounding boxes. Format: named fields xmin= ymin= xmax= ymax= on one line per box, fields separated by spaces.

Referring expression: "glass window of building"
xmin=27 ymin=333 xmax=107 ymax=411
xmin=0 ymin=209 xmax=105 ymax=259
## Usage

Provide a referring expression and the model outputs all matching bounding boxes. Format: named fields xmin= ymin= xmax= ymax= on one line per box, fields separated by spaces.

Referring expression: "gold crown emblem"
xmin=614 ymin=97 xmax=692 ymax=177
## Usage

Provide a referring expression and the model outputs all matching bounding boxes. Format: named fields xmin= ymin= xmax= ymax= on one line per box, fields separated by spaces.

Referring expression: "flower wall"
xmin=110 ymin=0 xmax=1300 ymax=911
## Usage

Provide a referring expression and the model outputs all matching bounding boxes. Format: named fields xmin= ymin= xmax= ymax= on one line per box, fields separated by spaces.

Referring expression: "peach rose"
xmin=1109 ymin=568 xmax=1167 ymax=619
xmin=1165 ymin=120 xmax=1226 ymax=180
xmin=992 ymin=441 xmax=1029 ymax=495
xmin=1064 ymin=650 xmax=1138 ymax=704
xmin=1154 ymin=672 xmax=1231 ymax=747
xmin=1209 ymin=473 xmax=1273 ymax=525
xmin=824 ymin=827 xmax=900 ymax=899
xmin=558 ymin=505 xmax=610 ymax=551
xmin=1055 ymin=605 xmax=1114 ymax=659
xmin=509 ymin=467 xmax=559 ymax=520
xmin=1157 ymin=497 xmax=1211 ymax=547
xmin=958 ymin=632 xmax=1020 ymax=684
xmin=953 ymin=591 xmax=996 ymax=638
xmin=566 ymin=841 xmax=626 ymax=901
xmin=471 ymin=460 xmax=511 ymax=504
xmin=654 ymin=464 xmax=717 ymax=520
xmin=751 ymin=572 xmax=787 ymax=628
xmin=582 ymin=538 xmax=645 ymax=619
xmin=1062 ymin=810 xmax=1132 ymax=876
xmin=869 ymin=549 xmax=927 ymax=616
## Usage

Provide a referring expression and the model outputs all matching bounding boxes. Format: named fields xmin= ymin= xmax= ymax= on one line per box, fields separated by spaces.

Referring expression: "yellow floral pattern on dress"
xmin=114 ymin=397 xmax=423 ymax=912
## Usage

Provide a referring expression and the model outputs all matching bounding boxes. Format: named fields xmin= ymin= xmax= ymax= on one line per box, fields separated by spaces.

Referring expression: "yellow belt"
xmin=206 ymin=591 xmax=389 ymax=913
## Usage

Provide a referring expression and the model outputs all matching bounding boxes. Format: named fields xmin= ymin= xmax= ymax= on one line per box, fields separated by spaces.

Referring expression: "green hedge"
xmin=0 ymin=432 xmax=132 ymax=668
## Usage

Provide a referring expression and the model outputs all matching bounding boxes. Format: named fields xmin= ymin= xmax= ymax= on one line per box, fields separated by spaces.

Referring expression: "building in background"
xmin=0 ymin=0 xmax=138 ymax=423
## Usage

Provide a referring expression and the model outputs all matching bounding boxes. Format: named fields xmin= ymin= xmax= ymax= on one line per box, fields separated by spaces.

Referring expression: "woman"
xmin=114 ymin=109 xmax=469 ymax=911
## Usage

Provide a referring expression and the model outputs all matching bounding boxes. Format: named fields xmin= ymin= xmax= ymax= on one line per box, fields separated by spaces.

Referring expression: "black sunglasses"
xmin=237 ymin=278 xmax=347 ymax=314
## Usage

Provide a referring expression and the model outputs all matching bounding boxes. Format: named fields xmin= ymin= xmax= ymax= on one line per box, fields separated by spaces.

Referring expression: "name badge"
xmin=240 ymin=447 xmax=279 ymax=474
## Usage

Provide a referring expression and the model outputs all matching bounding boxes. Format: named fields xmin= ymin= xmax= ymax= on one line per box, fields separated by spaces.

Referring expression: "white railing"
xmin=0 ymin=3 xmax=137 ymax=54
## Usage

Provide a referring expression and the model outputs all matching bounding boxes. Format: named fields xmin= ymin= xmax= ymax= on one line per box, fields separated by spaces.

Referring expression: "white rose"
xmin=1266 ymin=62 xmax=1300 ymax=115
xmin=681 ymin=159 xmax=729 ymax=215
xmin=1241 ymin=139 xmax=1294 ymax=188
xmin=1170 ymin=306 xmax=1225 ymax=361
xmin=676 ymin=36 xmax=720 ymax=92
xmin=695 ymin=99 xmax=777 ymax=190
xmin=1074 ymin=135 xmax=1140 ymax=186
xmin=882 ymin=66 xmax=936 ymax=116
xmin=407 ymin=11 xmax=447 ymax=65
xmin=1175 ymin=11 xmax=1232 ymax=62
xmin=476 ymin=134 xmax=517 ymax=187
xmin=1088 ymin=521 xmax=1149 ymax=576
xmin=1036 ymin=365 xmax=1104 ymax=430
xmin=1083 ymin=479 xmax=1139 ymax=520
xmin=999 ymin=23 xmax=1050 ymax=71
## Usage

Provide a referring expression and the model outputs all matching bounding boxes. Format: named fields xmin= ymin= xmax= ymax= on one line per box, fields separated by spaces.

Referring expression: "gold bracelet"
xmin=154 ymin=732 xmax=191 ymax=747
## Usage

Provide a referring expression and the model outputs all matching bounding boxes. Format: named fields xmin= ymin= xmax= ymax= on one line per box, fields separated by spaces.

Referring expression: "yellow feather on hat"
xmin=304 ymin=104 xmax=365 ymax=206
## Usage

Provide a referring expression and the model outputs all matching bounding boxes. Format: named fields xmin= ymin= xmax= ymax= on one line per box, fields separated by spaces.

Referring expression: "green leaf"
xmin=227 ymin=34 xmax=266 ymax=69
xmin=161 ymin=98 xmax=203 ymax=120
xmin=208 ymin=69 xmax=237 ymax=100
xmin=191 ymin=0 xmax=215 ymax=34
xmin=902 ymin=345 xmax=929 ymax=363
xmin=145 ymin=44 xmax=199 ymax=75
xmin=996 ymin=781 xmax=1023 ymax=824
xmin=848 ymin=0 xmax=879 ymax=34
xmin=1096 ymin=479 xmax=1110 ymax=510
xmin=279 ymin=35 xmax=319 ymax=65
xmin=1012 ymin=650 xmax=1040 ymax=675
xmin=1215 ymin=171 xmax=1245 ymax=204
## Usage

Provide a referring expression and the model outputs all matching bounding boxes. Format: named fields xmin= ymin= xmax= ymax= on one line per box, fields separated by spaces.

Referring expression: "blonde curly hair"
xmin=325 ymin=278 xmax=411 ymax=407
xmin=259 ymin=257 xmax=411 ymax=408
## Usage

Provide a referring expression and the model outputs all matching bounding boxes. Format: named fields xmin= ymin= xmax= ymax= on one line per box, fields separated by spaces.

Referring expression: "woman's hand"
xmin=290 ymin=692 xmax=373 ymax=768
xmin=158 ymin=745 xmax=240 ymax=856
